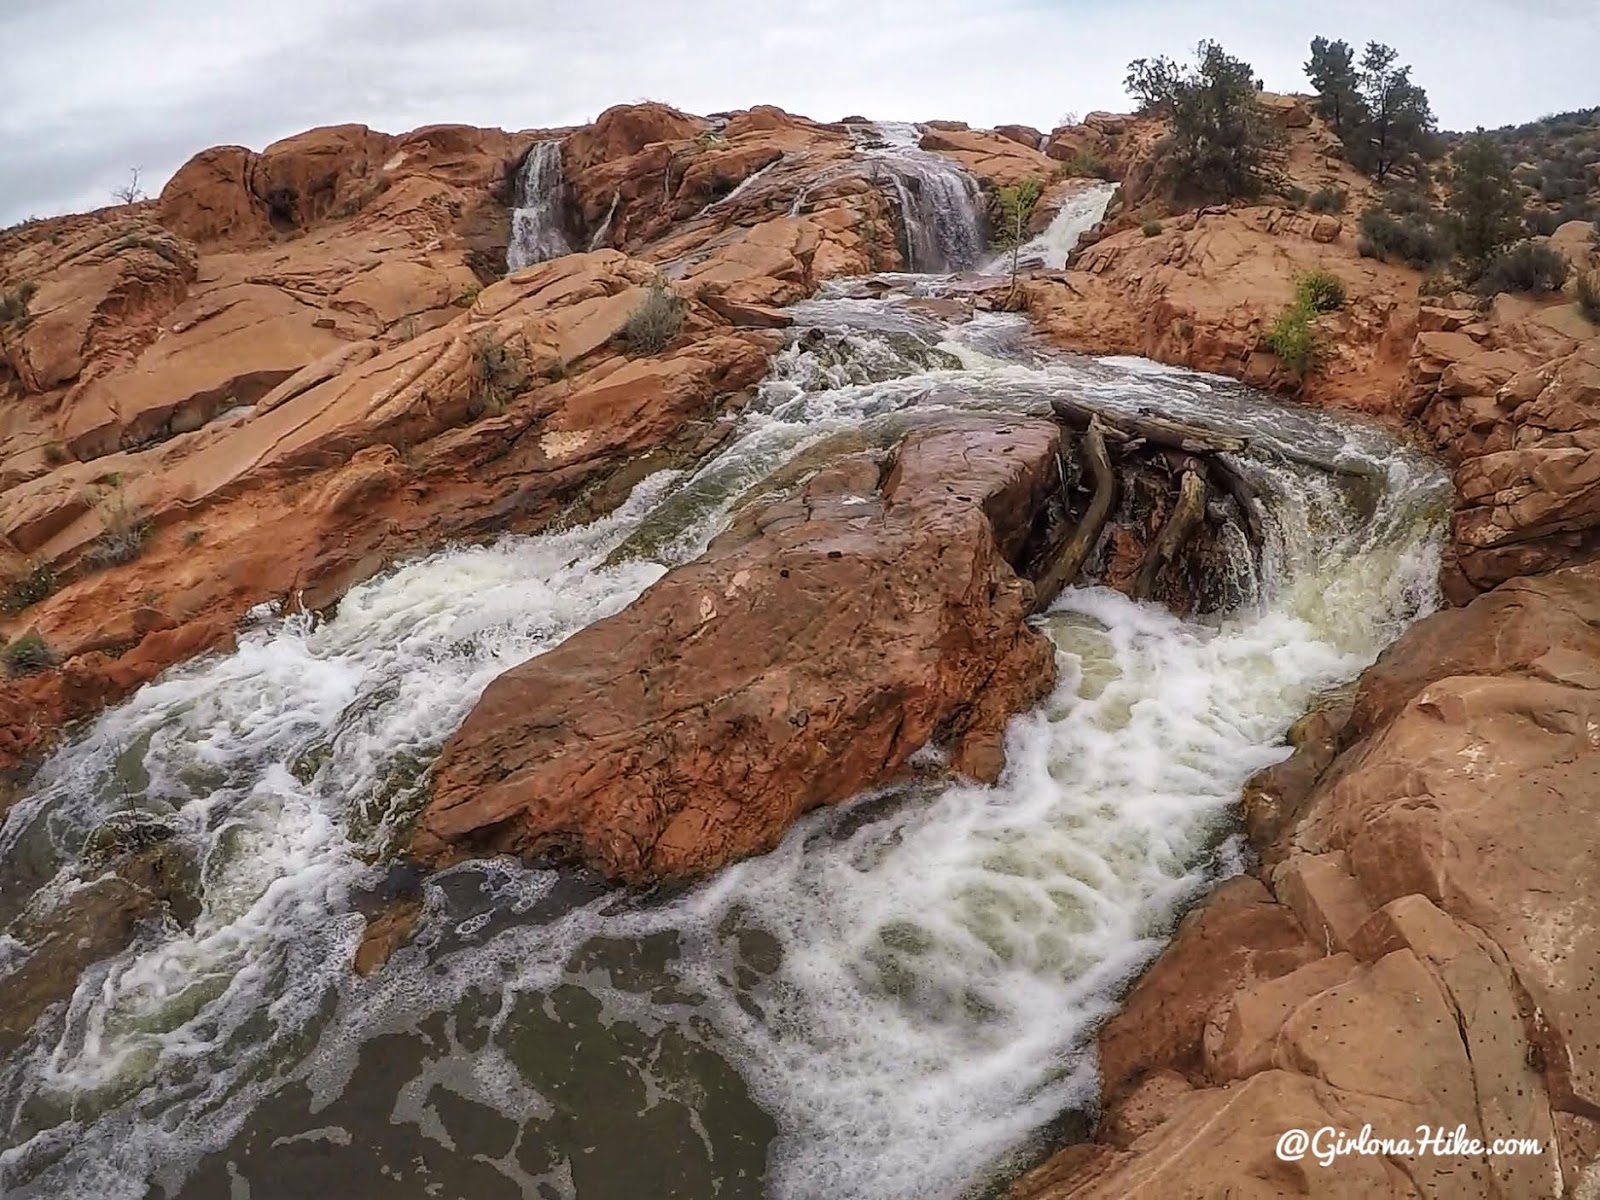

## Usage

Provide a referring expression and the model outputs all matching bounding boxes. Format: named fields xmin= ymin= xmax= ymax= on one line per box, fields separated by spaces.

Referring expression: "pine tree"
xmin=1125 ymin=41 xmax=1275 ymax=202
xmin=1350 ymin=42 xmax=1436 ymax=183
xmin=1305 ymin=37 xmax=1363 ymax=139
xmin=1448 ymin=132 xmax=1525 ymax=267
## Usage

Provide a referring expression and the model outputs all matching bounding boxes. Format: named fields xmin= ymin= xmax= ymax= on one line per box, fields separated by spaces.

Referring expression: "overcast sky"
xmin=3 ymin=0 xmax=1597 ymax=226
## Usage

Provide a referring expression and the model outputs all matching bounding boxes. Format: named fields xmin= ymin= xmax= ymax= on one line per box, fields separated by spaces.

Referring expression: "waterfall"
xmin=587 ymin=189 xmax=620 ymax=251
xmin=1006 ymin=180 xmax=1119 ymax=271
xmin=862 ymin=122 xmax=987 ymax=273
xmin=0 ymin=205 xmax=1449 ymax=1198
xmin=506 ymin=140 xmax=572 ymax=271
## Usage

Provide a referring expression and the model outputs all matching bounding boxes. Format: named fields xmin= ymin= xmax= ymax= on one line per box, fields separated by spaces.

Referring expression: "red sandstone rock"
xmin=416 ymin=416 xmax=1063 ymax=881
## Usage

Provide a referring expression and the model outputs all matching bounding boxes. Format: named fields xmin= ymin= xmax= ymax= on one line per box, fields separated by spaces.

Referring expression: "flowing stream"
xmin=506 ymin=141 xmax=573 ymax=271
xmin=0 ymin=192 xmax=1448 ymax=1200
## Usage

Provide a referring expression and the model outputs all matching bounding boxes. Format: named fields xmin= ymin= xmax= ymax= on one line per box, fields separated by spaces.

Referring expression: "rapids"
xmin=0 ymin=157 xmax=1449 ymax=1200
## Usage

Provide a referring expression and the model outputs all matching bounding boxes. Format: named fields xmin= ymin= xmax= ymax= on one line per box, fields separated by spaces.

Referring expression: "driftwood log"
xmin=1032 ymin=419 xmax=1116 ymax=613
xmin=1133 ymin=467 xmax=1207 ymax=599
xmin=1035 ymin=397 xmax=1278 ymax=609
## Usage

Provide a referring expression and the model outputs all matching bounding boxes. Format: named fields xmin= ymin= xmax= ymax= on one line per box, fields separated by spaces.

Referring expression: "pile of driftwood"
xmin=1029 ymin=398 xmax=1270 ymax=615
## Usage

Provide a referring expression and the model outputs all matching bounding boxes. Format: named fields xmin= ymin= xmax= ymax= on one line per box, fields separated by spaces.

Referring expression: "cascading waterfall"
xmin=506 ymin=140 xmax=573 ymax=271
xmin=861 ymin=122 xmax=987 ymax=273
xmin=0 ymin=253 xmax=1448 ymax=1197
xmin=1001 ymin=180 xmax=1119 ymax=271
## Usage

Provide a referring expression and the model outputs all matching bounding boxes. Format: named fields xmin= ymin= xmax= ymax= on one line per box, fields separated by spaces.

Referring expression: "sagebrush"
xmin=624 ymin=279 xmax=686 ymax=354
xmin=1475 ymin=241 xmax=1569 ymax=296
xmin=470 ymin=332 xmax=529 ymax=415
xmin=1579 ymin=269 xmax=1600 ymax=323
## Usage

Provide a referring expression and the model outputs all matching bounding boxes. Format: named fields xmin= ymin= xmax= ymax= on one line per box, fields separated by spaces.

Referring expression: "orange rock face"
xmin=1023 ymin=205 xmax=1421 ymax=422
xmin=416 ymin=416 xmax=1063 ymax=880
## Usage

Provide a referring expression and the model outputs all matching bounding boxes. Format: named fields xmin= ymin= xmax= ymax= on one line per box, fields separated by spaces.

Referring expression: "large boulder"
xmin=1023 ymin=205 xmax=1421 ymax=420
xmin=416 ymin=416 xmax=1065 ymax=881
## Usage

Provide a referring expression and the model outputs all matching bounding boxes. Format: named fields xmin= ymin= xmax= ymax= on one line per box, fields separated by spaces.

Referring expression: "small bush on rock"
xmin=1308 ymin=186 xmax=1347 ymax=214
xmin=1295 ymin=269 xmax=1346 ymax=313
xmin=3 ymin=630 xmax=58 ymax=676
xmin=1475 ymin=241 xmax=1569 ymax=296
xmin=1265 ymin=302 xmax=1321 ymax=379
xmin=1066 ymin=148 xmax=1108 ymax=179
xmin=2 ymin=562 xmax=56 ymax=614
xmin=1142 ymin=219 xmax=1163 ymax=237
xmin=1 ymin=281 xmax=39 ymax=328
xmin=470 ymin=331 xmax=529 ymax=415
xmin=1357 ymin=207 xmax=1453 ymax=269
xmin=85 ymin=488 xmax=150 ymax=568
xmin=624 ymin=278 xmax=686 ymax=355
xmin=1578 ymin=269 xmax=1600 ymax=323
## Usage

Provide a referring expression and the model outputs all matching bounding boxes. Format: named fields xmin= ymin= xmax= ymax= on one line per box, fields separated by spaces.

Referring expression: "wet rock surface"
xmin=418 ymin=415 xmax=1066 ymax=880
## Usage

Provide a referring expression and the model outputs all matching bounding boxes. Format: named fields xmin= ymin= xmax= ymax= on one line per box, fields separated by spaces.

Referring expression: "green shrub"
xmin=992 ymin=178 xmax=1043 ymax=250
xmin=1525 ymin=209 xmax=1562 ymax=236
xmin=624 ymin=278 xmax=686 ymax=355
xmin=2 ymin=562 xmax=56 ymax=614
xmin=1578 ymin=269 xmax=1600 ymax=323
xmin=1377 ymin=186 xmax=1434 ymax=217
xmin=1066 ymin=147 xmax=1107 ymax=179
xmin=1 ymin=281 xmax=38 ymax=328
xmin=1475 ymin=241 xmax=1569 ymax=296
xmin=1295 ymin=269 xmax=1346 ymax=313
xmin=1307 ymin=186 xmax=1347 ymax=214
xmin=1285 ymin=186 xmax=1309 ymax=210
xmin=1265 ymin=301 xmax=1321 ymax=378
xmin=1357 ymin=207 xmax=1453 ymax=268
xmin=1141 ymin=219 xmax=1164 ymax=238
xmin=3 ymin=630 xmax=57 ymax=676
xmin=469 ymin=331 xmax=529 ymax=415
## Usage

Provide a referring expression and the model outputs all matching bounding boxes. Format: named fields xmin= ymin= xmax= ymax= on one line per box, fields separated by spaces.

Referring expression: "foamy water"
xmin=0 ymin=282 xmax=1447 ymax=1198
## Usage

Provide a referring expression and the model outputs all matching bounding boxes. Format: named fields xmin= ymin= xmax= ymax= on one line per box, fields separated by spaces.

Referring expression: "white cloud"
xmin=2 ymin=0 xmax=1596 ymax=225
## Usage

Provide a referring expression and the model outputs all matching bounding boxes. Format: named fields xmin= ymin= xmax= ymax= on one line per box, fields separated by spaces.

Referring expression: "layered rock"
xmin=1015 ymin=560 xmax=1600 ymax=1199
xmin=1 ymin=249 xmax=770 ymax=771
xmin=917 ymin=126 xmax=1063 ymax=188
xmin=416 ymin=416 xmax=1063 ymax=880
xmin=1395 ymin=257 xmax=1600 ymax=599
xmin=1023 ymin=204 xmax=1420 ymax=420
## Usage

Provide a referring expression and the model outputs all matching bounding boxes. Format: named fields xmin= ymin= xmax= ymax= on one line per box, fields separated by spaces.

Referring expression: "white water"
xmin=0 ymin=287 xmax=1447 ymax=1198
xmin=1005 ymin=181 xmax=1118 ymax=271
xmin=862 ymin=122 xmax=987 ymax=273
xmin=506 ymin=140 xmax=573 ymax=271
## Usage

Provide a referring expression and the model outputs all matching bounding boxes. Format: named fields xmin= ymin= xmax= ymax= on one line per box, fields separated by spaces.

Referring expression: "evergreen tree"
xmin=1448 ymin=132 xmax=1525 ymax=267
xmin=1124 ymin=41 xmax=1276 ymax=201
xmin=1305 ymin=37 xmax=1363 ymax=138
xmin=1350 ymin=42 xmax=1436 ymax=182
